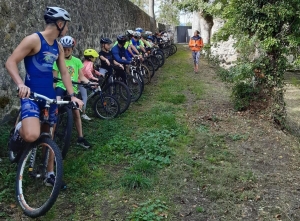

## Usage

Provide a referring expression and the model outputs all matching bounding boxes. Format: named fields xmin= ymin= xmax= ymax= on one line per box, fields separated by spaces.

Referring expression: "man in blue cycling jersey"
xmin=111 ymin=35 xmax=134 ymax=82
xmin=5 ymin=6 xmax=83 ymax=189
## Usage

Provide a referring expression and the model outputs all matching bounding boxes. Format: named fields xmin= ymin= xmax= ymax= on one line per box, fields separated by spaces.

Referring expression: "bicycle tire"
xmin=143 ymin=60 xmax=155 ymax=78
xmin=140 ymin=64 xmax=151 ymax=84
xmin=171 ymin=44 xmax=177 ymax=54
xmin=154 ymin=52 xmax=165 ymax=68
xmin=125 ymin=74 xmax=143 ymax=102
xmin=102 ymin=81 xmax=131 ymax=114
xmin=54 ymin=105 xmax=73 ymax=159
xmin=15 ymin=136 xmax=63 ymax=218
xmin=149 ymin=56 xmax=160 ymax=71
xmin=93 ymin=95 xmax=120 ymax=119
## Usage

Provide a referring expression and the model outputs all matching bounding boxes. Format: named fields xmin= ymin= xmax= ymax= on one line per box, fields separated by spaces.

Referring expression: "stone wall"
xmin=0 ymin=0 xmax=156 ymax=120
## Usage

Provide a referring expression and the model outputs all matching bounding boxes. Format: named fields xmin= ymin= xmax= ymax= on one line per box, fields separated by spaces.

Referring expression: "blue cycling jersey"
xmin=111 ymin=44 xmax=131 ymax=65
xmin=24 ymin=32 xmax=59 ymax=98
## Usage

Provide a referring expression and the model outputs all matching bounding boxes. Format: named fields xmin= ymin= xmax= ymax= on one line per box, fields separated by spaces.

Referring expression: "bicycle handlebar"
xmin=17 ymin=88 xmax=79 ymax=109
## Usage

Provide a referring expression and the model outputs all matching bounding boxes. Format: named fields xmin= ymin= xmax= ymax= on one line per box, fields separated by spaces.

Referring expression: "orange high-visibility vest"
xmin=189 ymin=36 xmax=203 ymax=52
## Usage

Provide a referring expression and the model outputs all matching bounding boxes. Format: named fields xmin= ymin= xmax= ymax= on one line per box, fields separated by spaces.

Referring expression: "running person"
xmin=5 ymin=6 xmax=83 ymax=189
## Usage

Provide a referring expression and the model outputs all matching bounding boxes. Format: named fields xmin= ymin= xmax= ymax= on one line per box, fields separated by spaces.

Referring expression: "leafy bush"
xmin=231 ymin=82 xmax=258 ymax=111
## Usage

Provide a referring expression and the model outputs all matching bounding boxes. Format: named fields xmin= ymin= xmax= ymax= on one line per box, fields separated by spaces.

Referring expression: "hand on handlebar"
xmin=17 ymin=84 xmax=31 ymax=98
xmin=71 ymin=96 xmax=84 ymax=110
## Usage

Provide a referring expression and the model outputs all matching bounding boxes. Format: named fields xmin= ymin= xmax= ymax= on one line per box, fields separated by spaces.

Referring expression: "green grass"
xmin=0 ymin=45 xmax=257 ymax=220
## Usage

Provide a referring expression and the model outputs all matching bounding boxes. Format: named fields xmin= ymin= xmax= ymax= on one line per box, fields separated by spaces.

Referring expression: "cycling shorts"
xmin=20 ymin=98 xmax=58 ymax=126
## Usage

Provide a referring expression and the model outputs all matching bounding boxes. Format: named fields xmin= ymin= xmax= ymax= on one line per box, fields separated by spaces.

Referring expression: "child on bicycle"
xmin=99 ymin=38 xmax=124 ymax=80
xmin=53 ymin=36 xmax=93 ymax=149
xmin=80 ymin=49 xmax=103 ymax=120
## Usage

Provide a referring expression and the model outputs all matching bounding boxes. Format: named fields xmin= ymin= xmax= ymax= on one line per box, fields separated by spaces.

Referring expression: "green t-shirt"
xmin=53 ymin=56 xmax=84 ymax=93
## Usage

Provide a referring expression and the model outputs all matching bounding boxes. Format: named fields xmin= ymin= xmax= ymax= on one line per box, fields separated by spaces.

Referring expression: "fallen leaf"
xmin=275 ymin=214 xmax=281 ymax=219
xmin=255 ymin=195 xmax=261 ymax=201
xmin=133 ymin=204 xmax=139 ymax=208
xmin=10 ymin=204 xmax=16 ymax=209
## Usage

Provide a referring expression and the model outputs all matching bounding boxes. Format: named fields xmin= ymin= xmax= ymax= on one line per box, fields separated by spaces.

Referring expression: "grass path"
xmin=1 ymin=45 xmax=300 ymax=220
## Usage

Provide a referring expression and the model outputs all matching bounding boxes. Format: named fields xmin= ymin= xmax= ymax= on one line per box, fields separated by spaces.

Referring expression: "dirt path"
xmin=179 ymin=46 xmax=300 ymax=220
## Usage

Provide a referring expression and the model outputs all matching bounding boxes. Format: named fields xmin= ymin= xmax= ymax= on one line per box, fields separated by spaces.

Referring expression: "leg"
xmin=73 ymin=109 xmax=83 ymax=137
xmin=79 ymin=85 xmax=89 ymax=117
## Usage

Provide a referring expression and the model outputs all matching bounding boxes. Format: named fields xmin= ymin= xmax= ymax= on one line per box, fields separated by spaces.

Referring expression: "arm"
xmin=112 ymin=46 xmax=131 ymax=64
xmin=5 ymin=34 xmax=40 ymax=98
xmin=99 ymin=55 xmax=110 ymax=66
xmin=78 ymin=68 xmax=91 ymax=83
xmin=113 ymin=60 xmax=124 ymax=70
xmin=53 ymin=70 xmax=58 ymax=88
xmin=83 ymin=62 xmax=99 ymax=81
xmin=130 ymin=44 xmax=140 ymax=55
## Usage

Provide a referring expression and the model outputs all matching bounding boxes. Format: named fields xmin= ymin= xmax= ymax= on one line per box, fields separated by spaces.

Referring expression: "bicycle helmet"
xmin=117 ymin=35 xmax=127 ymax=45
xmin=44 ymin=6 xmax=71 ymax=22
xmin=135 ymin=27 xmax=144 ymax=33
xmin=147 ymin=36 xmax=153 ymax=41
xmin=84 ymin=49 xmax=99 ymax=58
xmin=100 ymin=37 xmax=112 ymax=44
xmin=145 ymin=31 xmax=152 ymax=35
xmin=60 ymin=36 xmax=75 ymax=48
xmin=126 ymin=30 xmax=134 ymax=36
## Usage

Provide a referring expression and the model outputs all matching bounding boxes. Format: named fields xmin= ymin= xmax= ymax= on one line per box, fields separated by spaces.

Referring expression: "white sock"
xmin=47 ymin=172 xmax=55 ymax=178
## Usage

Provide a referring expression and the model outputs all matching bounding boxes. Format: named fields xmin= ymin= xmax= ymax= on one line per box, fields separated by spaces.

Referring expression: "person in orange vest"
xmin=189 ymin=30 xmax=204 ymax=73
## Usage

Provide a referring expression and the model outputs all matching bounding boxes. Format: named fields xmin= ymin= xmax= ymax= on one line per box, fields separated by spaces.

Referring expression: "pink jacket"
xmin=82 ymin=60 xmax=100 ymax=79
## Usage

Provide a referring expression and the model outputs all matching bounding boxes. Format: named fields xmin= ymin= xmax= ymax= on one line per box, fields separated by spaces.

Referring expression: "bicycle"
xmin=55 ymin=77 xmax=120 ymax=119
xmin=8 ymin=90 xmax=78 ymax=218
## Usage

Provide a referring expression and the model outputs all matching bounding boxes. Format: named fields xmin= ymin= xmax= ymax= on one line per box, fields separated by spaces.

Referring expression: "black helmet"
xmin=44 ymin=6 xmax=71 ymax=23
xmin=117 ymin=35 xmax=127 ymax=44
xmin=100 ymin=37 xmax=112 ymax=44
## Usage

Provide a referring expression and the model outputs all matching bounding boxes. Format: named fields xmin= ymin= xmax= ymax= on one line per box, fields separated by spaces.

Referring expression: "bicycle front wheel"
xmin=15 ymin=136 xmax=63 ymax=218
xmin=93 ymin=95 xmax=120 ymax=119
xmin=102 ymin=81 xmax=131 ymax=114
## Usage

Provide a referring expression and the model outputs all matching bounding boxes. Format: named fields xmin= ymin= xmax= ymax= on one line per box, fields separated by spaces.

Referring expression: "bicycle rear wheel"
xmin=15 ymin=136 xmax=63 ymax=218
xmin=54 ymin=105 xmax=73 ymax=159
xmin=93 ymin=95 xmax=120 ymax=119
xmin=102 ymin=81 xmax=131 ymax=114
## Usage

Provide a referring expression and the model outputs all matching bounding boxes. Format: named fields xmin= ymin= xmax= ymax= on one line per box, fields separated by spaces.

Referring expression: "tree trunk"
xmin=149 ymin=0 xmax=155 ymax=19
xmin=199 ymin=12 xmax=214 ymax=45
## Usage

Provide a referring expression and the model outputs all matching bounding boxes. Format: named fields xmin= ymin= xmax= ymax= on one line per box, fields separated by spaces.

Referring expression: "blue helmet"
xmin=135 ymin=27 xmax=144 ymax=33
xmin=147 ymin=36 xmax=153 ymax=41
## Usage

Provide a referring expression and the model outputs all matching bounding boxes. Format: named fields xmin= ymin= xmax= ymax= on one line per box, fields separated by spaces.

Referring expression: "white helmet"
xmin=126 ymin=30 xmax=134 ymax=35
xmin=136 ymin=32 xmax=141 ymax=37
xmin=60 ymin=36 xmax=75 ymax=48
xmin=44 ymin=6 xmax=71 ymax=22
xmin=163 ymin=33 xmax=168 ymax=37
xmin=145 ymin=31 xmax=152 ymax=35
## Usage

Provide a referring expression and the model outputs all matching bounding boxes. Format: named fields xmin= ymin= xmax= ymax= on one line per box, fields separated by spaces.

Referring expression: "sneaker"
xmin=9 ymin=122 xmax=26 ymax=152
xmin=44 ymin=174 xmax=67 ymax=190
xmin=81 ymin=114 xmax=91 ymax=121
xmin=77 ymin=137 xmax=92 ymax=149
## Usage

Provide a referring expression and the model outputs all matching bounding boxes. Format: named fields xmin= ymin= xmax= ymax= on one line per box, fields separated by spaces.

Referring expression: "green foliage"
xmin=106 ymin=129 xmax=177 ymax=167
xmin=231 ymin=82 xmax=258 ymax=111
xmin=127 ymin=199 xmax=168 ymax=221
xmin=156 ymin=0 xmax=180 ymax=26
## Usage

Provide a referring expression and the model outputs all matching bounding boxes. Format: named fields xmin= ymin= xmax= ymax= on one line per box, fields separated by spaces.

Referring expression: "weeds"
xmin=127 ymin=199 xmax=168 ymax=221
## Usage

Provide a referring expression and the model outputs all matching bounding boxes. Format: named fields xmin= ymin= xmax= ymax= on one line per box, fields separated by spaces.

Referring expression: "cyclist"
xmin=53 ymin=36 xmax=92 ymax=149
xmin=99 ymin=37 xmax=124 ymax=77
xmin=111 ymin=35 xmax=134 ymax=82
xmin=80 ymin=49 xmax=103 ymax=120
xmin=5 ymin=6 xmax=83 ymax=189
